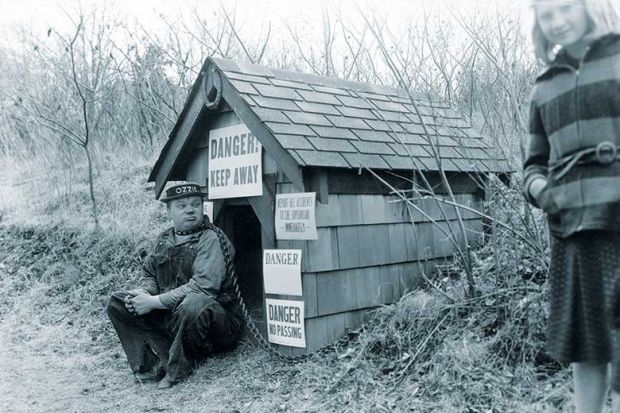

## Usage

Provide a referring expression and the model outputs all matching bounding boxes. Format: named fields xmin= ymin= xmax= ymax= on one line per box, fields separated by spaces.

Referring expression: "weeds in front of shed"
xmin=311 ymin=181 xmax=566 ymax=412
xmin=0 ymin=3 xmax=568 ymax=411
xmin=0 ymin=178 xmax=569 ymax=412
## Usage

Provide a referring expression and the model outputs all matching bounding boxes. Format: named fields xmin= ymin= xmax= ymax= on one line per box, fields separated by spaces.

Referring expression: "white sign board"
xmin=275 ymin=192 xmax=318 ymax=240
xmin=265 ymin=298 xmax=306 ymax=348
xmin=208 ymin=124 xmax=262 ymax=199
xmin=263 ymin=249 xmax=302 ymax=296
xmin=203 ymin=201 xmax=214 ymax=222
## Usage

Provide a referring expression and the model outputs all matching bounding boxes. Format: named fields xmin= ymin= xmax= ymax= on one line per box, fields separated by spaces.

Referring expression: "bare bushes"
xmin=313 ymin=180 xmax=564 ymax=411
xmin=313 ymin=286 xmax=567 ymax=411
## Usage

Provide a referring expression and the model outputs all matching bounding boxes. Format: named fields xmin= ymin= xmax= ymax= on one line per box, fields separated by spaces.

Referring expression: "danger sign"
xmin=265 ymin=299 xmax=306 ymax=348
xmin=208 ymin=124 xmax=262 ymax=199
xmin=263 ymin=249 xmax=302 ymax=296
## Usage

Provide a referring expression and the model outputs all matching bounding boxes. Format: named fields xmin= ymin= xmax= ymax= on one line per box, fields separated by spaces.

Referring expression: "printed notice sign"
xmin=203 ymin=201 xmax=214 ymax=221
xmin=263 ymin=249 xmax=302 ymax=296
xmin=208 ymin=124 xmax=262 ymax=199
xmin=266 ymin=298 xmax=306 ymax=348
xmin=275 ymin=192 xmax=318 ymax=240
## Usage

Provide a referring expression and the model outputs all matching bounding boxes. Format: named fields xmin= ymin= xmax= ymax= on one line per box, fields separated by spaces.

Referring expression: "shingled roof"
xmin=149 ymin=57 xmax=511 ymax=197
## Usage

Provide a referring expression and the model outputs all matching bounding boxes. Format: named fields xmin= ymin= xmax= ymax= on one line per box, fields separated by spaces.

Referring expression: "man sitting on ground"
xmin=106 ymin=182 xmax=243 ymax=389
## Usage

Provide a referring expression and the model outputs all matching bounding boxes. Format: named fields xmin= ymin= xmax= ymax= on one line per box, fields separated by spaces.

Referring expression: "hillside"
xmin=0 ymin=0 xmax=586 ymax=410
xmin=0 ymin=157 xmax=574 ymax=412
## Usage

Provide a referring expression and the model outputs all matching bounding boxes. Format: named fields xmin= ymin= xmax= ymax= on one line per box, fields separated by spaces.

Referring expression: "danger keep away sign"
xmin=208 ymin=124 xmax=262 ymax=199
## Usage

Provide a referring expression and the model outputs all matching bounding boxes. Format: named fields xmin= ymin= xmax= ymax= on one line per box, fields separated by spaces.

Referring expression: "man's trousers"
xmin=106 ymin=291 xmax=243 ymax=382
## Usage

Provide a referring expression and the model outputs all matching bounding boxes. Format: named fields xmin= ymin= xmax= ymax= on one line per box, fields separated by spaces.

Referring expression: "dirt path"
xmin=0 ymin=319 xmax=318 ymax=413
xmin=0 ymin=325 xmax=92 ymax=412
xmin=0 ymin=323 xmax=229 ymax=413
xmin=0 ymin=322 xmax=163 ymax=413
xmin=0 ymin=330 xmax=96 ymax=412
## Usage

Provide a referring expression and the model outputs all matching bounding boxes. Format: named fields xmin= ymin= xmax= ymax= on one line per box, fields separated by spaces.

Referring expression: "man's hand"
xmin=124 ymin=293 xmax=165 ymax=316
xmin=126 ymin=289 xmax=148 ymax=297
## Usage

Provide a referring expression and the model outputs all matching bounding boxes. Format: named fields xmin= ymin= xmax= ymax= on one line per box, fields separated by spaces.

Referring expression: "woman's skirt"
xmin=547 ymin=230 xmax=620 ymax=388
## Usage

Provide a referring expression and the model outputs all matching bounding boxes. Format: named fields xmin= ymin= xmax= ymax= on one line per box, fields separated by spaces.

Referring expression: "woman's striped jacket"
xmin=523 ymin=34 xmax=620 ymax=238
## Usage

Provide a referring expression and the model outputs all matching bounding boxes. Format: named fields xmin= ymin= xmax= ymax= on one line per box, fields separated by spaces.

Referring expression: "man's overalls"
xmin=106 ymin=227 xmax=244 ymax=382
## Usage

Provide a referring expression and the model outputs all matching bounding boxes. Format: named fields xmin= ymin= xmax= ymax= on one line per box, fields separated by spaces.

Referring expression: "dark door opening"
xmin=215 ymin=205 xmax=264 ymax=322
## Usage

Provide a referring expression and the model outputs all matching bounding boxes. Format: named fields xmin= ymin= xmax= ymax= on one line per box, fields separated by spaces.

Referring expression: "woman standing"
xmin=523 ymin=0 xmax=620 ymax=411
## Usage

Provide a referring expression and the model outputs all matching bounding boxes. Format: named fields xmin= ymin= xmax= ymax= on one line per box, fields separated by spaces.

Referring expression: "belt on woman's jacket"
xmin=549 ymin=141 xmax=620 ymax=180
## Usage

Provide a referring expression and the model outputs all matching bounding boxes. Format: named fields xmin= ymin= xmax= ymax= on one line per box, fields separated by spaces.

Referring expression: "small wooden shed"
xmin=149 ymin=57 xmax=511 ymax=354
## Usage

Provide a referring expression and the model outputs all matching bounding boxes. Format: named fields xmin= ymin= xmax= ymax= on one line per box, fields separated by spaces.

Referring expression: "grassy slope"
xmin=0 ymin=156 xmax=573 ymax=412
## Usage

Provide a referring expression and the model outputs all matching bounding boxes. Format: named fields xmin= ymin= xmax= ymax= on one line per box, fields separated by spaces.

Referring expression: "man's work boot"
xmin=157 ymin=376 xmax=175 ymax=389
xmin=134 ymin=368 xmax=165 ymax=384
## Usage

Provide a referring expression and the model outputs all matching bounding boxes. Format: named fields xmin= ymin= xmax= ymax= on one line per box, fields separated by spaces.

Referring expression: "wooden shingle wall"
xmin=186 ymin=140 xmax=484 ymax=354
xmin=276 ymin=182 xmax=484 ymax=352
xmin=184 ymin=110 xmax=486 ymax=354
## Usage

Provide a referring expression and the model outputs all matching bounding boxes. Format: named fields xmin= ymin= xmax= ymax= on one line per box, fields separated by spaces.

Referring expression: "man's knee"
xmin=177 ymin=293 xmax=241 ymax=356
xmin=177 ymin=294 xmax=232 ymax=356
xmin=174 ymin=293 xmax=216 ymax=321
xmin=106 ymin=291 xmax=132 ymax=319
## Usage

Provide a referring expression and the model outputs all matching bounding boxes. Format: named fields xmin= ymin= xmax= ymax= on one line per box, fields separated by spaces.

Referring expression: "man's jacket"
xmin=523 ymin=33 xmax=620 ymax=238
xmin=138 ymin=224 xmax=240 ymax=312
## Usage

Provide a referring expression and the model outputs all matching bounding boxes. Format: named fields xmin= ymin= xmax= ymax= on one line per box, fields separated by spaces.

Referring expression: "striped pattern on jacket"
xmin=523 ymin=33 xmax=620 ymax=238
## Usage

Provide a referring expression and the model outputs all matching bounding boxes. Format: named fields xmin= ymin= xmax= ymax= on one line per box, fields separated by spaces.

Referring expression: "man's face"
xmin=167 ymin=196 xmax=204 ymax=232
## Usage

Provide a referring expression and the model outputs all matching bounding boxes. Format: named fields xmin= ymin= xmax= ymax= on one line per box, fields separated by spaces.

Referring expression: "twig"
xmin=392 ymin=195 xmax=546 ymax=260
xmin=325 ymin=337 xmax=370 ymax=394
xmin=392 ymin=311 xmax=451 ymax=385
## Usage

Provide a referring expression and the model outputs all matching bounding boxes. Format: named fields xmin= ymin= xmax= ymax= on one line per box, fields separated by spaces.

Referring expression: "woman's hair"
xmin=531 ymin=0 xmax=620 ymax=64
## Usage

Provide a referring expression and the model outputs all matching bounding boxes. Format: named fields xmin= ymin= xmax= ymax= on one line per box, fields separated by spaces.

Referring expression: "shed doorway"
xmin=215 ymin=205 xmax=265 ymax=325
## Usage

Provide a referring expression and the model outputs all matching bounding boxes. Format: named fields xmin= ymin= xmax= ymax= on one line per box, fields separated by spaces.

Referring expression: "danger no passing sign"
xmin=265 ymin=298 xmax=306 ymax=348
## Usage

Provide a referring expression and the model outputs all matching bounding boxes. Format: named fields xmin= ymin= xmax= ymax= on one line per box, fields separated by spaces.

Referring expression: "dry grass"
xmin=0 ymin=151 xmax=168 ymax=237
xmin=0 ymin=152 xmax=576 ymax=412
xmin=0 ymin=222 xmax=573 ymax=412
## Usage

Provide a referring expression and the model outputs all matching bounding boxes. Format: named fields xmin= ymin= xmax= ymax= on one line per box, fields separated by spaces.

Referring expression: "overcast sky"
xmin=0 ymin=0 xmax=531 ymax=48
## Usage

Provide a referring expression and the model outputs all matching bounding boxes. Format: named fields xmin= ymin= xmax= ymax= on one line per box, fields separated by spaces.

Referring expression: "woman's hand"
xmin=530 ymin=177 xmax=560 ymax=214
xmin=529 ymin=177 xmax=548 ymax=204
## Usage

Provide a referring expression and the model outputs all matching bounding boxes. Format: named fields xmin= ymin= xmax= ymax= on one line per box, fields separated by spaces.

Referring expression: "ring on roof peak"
xmin=204 ymin=66 xmax=222 ymax=110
